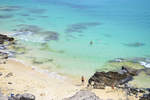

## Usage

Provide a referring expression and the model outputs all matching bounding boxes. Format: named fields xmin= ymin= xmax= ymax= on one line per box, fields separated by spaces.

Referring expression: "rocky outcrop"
xmin=0 ymin=34 xmax=14 ymax=44
xmin=0 ymin=34 xmax=15 ymax=64
xmin=0 ymin=89 xmax=35 ymax=100
xmin=140 ymin=93 xmax=150 ymax=100
xmin=139 ymin=88 xmax=150 ymax=100
xmin=64 ymin=90 xmax=101 ymax=100
xmin=88 ymin=66 xmax=138 ymax=89
xmin=122 ymin=84 xmax=146 ymax=97
xmin=88 ymin=66 xmax=150 ymax=99
xmin=8 ymin=93 xmax=35 ymax=100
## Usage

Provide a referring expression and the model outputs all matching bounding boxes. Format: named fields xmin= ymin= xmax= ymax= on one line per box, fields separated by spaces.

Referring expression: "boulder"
xmin=20 ymin=93 xmax=35 ymax=100
xmin=8 ymin=93 xmax=35 ymax=100
xmin=88 ymin=71 xmax=128 ymax=89
xmin=64 ymin=90 xmax=101 ymax=100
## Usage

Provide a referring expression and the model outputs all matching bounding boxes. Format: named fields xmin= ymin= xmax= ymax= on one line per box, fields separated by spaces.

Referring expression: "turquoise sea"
xmin=0 ymin=0 xmax=150 ymax=77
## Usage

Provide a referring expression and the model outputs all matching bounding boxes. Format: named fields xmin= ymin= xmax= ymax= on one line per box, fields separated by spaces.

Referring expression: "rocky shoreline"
xmin=0 ymin=34 xmax=36 ymax=100
xmin=87 ymin=66 xmax=150 ymax=100
xmin=0 ymin=34 xmax=15 ymax=63
xmin=64 ymin=62 xmax=150 ymax=100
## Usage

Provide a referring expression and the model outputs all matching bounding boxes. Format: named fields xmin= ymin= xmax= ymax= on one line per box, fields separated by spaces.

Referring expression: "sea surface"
xmin=0 ymin=0 xmax=150 ymax=77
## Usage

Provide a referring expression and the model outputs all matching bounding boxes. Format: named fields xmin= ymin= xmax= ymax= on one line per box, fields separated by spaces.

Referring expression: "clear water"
xmin=0 ymin=0 xmax=150 ymax=77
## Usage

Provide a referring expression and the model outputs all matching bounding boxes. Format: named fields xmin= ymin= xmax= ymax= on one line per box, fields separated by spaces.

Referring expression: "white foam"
xmin=139 ymin=61 xmax=146 ymax=66
xmin=145 ymin=63 xmax=150 ymax=68
xmin=114 ymin=58 xmax=123 ymax=62
xmin=11 ymin=31 xmax=33 ymax=36
xmin=18 ymin=35 xmax=46 ymax=43
xmin=139 ymin=61 xmax=150 ymax=68
xmin=10 ymin=32 xmax=46 ymax=43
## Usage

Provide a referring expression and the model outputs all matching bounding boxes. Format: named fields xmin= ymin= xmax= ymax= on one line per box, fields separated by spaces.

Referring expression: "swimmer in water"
xmin=90 ymin=41 xmax=93 ymax=45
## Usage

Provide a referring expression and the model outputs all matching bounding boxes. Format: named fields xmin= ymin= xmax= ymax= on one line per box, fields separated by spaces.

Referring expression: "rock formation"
xmin=8 ymin=93 xmax=35 ymax=100
xmin=88 ymin=66 xmax=138 ymax=89
xmin=64 ymin=90 xmax=101 ymax=100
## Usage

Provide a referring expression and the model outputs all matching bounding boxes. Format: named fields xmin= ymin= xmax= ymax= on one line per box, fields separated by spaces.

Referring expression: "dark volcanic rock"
xmin=88 ymin=66 xmax=150 ymax=99
xmin=88 ymin=67 xmax=138 ymax=89
xmin=20 ymin=93 xmax=35 ymax=100
xmin=0 ymin=34 xmax=15 ymax=62
xmin=88 ymin=71 xmax=128 ymax=89
xmin=0 ymin=34 xmax=14 ymax=44
xmin=118 ymin=76 xmax=133 ymax=85
xmin=8 ymin=93 xmax=35 ymax=100
xmin=64 ymin=90 xmax=101 ymax=100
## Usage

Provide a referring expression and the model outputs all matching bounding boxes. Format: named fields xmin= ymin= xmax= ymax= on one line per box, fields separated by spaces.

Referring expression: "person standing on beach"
xmin=81 ymin=76 xmax=85 ymax=85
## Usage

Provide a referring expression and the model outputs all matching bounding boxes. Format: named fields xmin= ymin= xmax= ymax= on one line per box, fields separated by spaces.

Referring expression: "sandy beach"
xmin=0 ymin=59 xmax=82 ymax=100
xmin=0 ymin=58 xmax=138 ymax=100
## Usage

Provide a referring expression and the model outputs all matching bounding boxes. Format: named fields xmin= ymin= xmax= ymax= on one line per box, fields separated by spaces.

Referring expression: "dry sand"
xmin=0 ymin=59 xmax=138 ymax=100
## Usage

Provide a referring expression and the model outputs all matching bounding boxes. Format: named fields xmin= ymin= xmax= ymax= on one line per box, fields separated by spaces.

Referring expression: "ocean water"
xmin=0 ymin=0 xmax=150 ymax=77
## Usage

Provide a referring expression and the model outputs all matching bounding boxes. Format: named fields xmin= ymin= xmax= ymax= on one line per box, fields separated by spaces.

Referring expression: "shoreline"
xmin=9 ymin=58 xmax=67 ymax=81
xmin=0 ymin=58 xmax=138 ymax=100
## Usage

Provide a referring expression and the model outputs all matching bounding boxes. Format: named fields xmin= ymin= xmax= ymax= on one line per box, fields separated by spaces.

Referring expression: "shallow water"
xmin=0 ymin=0 xmax=150 ymax=77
